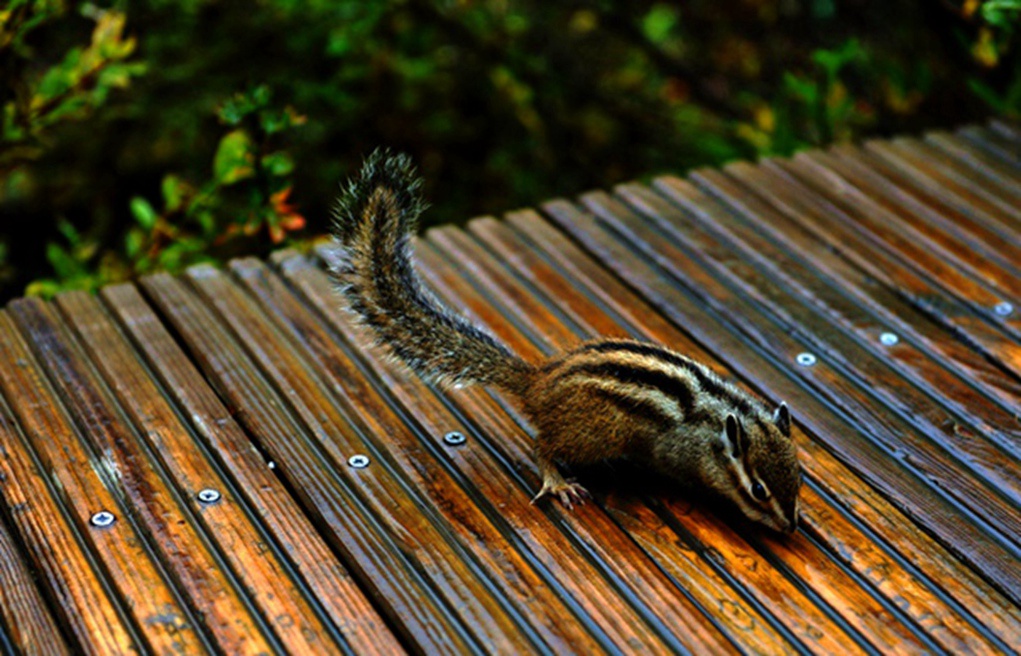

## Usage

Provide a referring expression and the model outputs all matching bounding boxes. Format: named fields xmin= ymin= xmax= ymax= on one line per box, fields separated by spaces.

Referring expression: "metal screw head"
xmin=443 ymin=431 xmax=466 ymax=446
xmin=348 ymin=454 xmax=370 ymax=469
xmin=796 ymin=352 xmax=817 ymax=367
xmin=879 ymin=332 xmax=899 ymax=346
xmin=90 ymin=511 xmax=116 ymax=528
xmin=994 ymin=302 xmax=1014 ymax=317
xmin=197 ymin=489 xmax=221 ymax=504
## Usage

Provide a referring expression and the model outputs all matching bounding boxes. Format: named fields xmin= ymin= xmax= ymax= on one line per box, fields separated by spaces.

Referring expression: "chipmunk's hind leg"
xmin=531 ymin=452 xmax=590 ymax=510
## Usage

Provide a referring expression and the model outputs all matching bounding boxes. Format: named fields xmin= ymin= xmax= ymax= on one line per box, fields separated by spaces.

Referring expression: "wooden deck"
xmin=1 ymin=122 xmax=1020 ymax=654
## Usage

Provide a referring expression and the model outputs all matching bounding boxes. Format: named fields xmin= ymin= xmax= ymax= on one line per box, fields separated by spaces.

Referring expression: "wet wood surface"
xmin=0 ymin=123 xmax=1018 ymax=653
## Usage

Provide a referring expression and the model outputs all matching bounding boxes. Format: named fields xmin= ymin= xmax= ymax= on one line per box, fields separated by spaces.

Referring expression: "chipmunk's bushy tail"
xmin=330 ymin=149 xmax=534 ymax=395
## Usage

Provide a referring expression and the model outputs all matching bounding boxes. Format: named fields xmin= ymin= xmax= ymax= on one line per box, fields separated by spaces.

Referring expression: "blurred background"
xmin=1 ymin=0 xmax=1019 ymax=301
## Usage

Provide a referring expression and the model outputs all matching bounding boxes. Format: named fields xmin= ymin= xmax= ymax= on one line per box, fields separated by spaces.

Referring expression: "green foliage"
xmin=781 ymin=40 xmax=869 ymax=148
xmin=1 ymin=1 xmax=1019 ymax=300
xmin=965 ymin=0 xmax=1021 ymax=112
xmin=25 ymin=85 xmax=307 ymax=296
xmin=983 ymin=0 xmax=1021 ymax=27
xmin=1 ymin=3 xmax=145 ymax=171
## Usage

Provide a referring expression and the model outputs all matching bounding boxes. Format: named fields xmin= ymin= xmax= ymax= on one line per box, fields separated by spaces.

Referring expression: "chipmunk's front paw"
xmin=531 ymin=479 xmax=590 ymax=510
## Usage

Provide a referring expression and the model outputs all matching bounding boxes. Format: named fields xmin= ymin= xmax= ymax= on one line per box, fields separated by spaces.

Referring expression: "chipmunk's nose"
xmin=783 ymin=513 xmax=799 ymax=535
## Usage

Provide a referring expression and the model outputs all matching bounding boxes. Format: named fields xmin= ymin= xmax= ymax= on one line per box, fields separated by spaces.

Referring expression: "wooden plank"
xmin=138 ymin=272 xmax=478 ymax=654
xmin=688 ymin=166 xmax=1021 ymax=405
xmin=0 ymin=309 xmax=203 ymax=654
xmin=54 ymin=289 xmax=349 ymax=654
xmin=441 ymin=218 xmax=993 ymax=654
xmin=830 ymin=143 xmax=1021 ymax=292
xmin=776 ymin=154 xmax=1021 ymax=331
xmin=575 ymin=187 xmax=1021 ymax=550
xmin=8 ymin=298 xmax=277 ymax=654
xmin=236 ymin=253 xmax=704 ymax=654
xmin=799 ymin=143 xmax=1021 ymax=282
xmin=959 ymin=125 xmax=1021 ymax=169
xmin=609 ymin=181 xmax=1021 ymax=497
xmin=98 ymin=283 xmax=401 ymax=656
xmin=925 ymin=131 xmax=1021 ymax=194
xmin=502 ymin=210 xmax=1021 ymax=649
xmin=538 ymin=197 xmax=1021 ymax=608
xmin=436 ymin=224 xmax=886 ymax=656
xmin=0 ymin=467 xmax=71 ymax=655
xmin=1 ymin=124 xmax=1018 ymax=654
xmin=280 ymin=249 xmax=749 ymax=654
xmin=0 ymin=372 xmax=133 ymax=655
xmin=652 ymin=174 xmax=1021 ymax=441
xmin=988 ymin=118 xmax=1021 ymax=146
xmin=874 ymin=137 xmax=1021 ymax=227
xmin=184 ymin=263 xmax=559 ymax=654
xmin=714 ymin=160 xmax=1021 ymax=380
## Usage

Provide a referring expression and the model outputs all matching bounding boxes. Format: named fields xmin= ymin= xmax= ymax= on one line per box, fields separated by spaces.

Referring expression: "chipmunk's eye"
xmin=751 ymin=481 xmax=768 ymax=501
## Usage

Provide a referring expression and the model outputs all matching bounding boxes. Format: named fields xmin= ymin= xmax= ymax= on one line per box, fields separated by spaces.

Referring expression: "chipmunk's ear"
xmin=773 ymin=402 xmax=791 ymax=437
xmin=724 ymin=414 xmax=745 ymax=457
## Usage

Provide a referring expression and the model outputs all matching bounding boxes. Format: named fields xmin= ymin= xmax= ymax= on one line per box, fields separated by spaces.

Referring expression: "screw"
xmin=796 ymin=352 xmax=817 ymax=367
xmin=443 ymin=431 xmax=466 ymax=446
xmin=197 ymin=489 xmax=222 ymax=504
xmin=994 ymin=302 xmax=1013 ymax=317
xmin=90 ymin=511 xmax=116 ymax=528
xmin=879 ymin=332 xmax=899 ymax=346
xmin=348 ymin=454 xmax=370 ymax=469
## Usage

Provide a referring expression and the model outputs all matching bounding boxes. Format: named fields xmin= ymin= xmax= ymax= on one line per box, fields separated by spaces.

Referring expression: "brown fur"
xmin=331 ymin=151 xmax=803 ymax=532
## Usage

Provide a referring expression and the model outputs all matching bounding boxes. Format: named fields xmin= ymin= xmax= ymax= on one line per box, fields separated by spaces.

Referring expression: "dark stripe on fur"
xmin=589 ymin=387 xmax=675 ymax=434
xmin=580 ymin=340 xmax=757 ymax=416
xmin=553 ymin=360 xmax=695 ymax=421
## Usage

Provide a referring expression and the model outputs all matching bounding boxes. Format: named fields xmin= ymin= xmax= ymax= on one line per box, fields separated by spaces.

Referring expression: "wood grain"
xmin=652 ymin=173 xmax=1021 ymax=441
xmin=0 ymin=308 xmax=202 ymax=654
xmin=716 ymin=159 xmax=1021 ymax=380
xmin=2 ymin=121 xmax=1018 ymax=654
xmin=575 ymin=187 xmax=1021 ymax=547
xmin=0 ymin=472 xmax=70 ymax=655
xmin=98 ymin=282 xmax=401 ymax=655
xmin=54 ymin=289 xmax=349 ymax=654
xmin=504 ymin=209 xmax=1021 ymax=649
xmin=447 ymin=218 xmax=1000 ymax=654
xmin=140 ymin=271 xmax=477 ymax=654
xmin=539 ymin=197 xmax=1021 ymax=609
xmin=282 ymin=249 xmax=741 ymax=654
xmin=9 ymin=297 xmax=278 ymax=654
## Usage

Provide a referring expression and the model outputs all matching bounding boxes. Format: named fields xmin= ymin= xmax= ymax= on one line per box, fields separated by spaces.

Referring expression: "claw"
xmin=531 ymin=479 xmax=590 ymax=510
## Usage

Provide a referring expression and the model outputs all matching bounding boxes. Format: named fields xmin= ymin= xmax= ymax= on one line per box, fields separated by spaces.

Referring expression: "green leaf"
xmin=56 ymin=219 xmax=80 ymax=245
xmin=213 ymin=129 xmax=255 ymax=185
xmin=125 ymin=228 xmax=144 ymax=259
xmin=218 ymin=101 xmax=245 ymax=126
xmin=130 ymin=196 xmax=158 ymax=229
xmin=983 ymin=0 xmax=1021 ymax=27
xmin=25 ymin=280 xmax=63 ymax=299
xmin=161 ymin=174 xmax=186 ymax=212
xmin=251 ymin=84 xmax=271 ymax=107
xmin=34 ymin=48 xmax=82 ymax=101
xmin=812 ymin=39 xmax=863 ymax=78
xmin=47 ymin=243 xmax=79 ymax=279
xmin=642 ymin=5 xmax=679 ymax=45
xmin=261 ymin=151 xmax=294 ymax=177
xmin=784 ymin=72 xmax=818 ymax=103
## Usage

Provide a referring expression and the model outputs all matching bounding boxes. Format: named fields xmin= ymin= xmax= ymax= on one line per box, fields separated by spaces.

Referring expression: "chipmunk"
xmin=330 ymin=150 xmax=802 ymax=533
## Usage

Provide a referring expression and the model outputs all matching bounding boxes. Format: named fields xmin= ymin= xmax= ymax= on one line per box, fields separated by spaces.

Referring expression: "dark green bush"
xmin=1 ymin=0 xmax=1018 ymax=299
